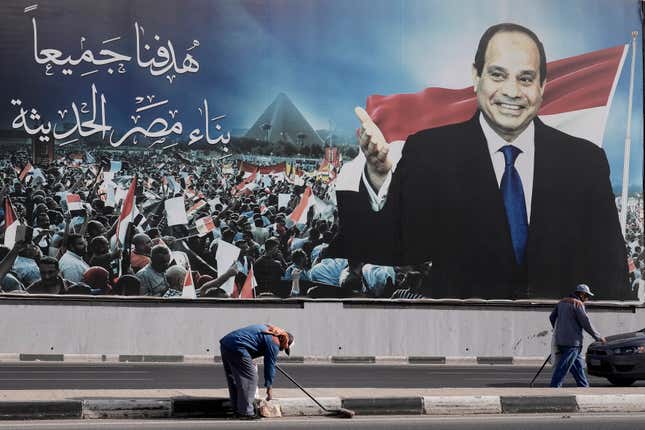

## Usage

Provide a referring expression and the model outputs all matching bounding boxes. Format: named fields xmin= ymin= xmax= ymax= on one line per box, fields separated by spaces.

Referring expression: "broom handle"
xmin=275 ymin=364 xmax=330 ymax=412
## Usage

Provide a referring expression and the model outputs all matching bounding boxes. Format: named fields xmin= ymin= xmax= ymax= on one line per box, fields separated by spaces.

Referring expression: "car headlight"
xmin=612 ymin=345 xmax=645 ymax=355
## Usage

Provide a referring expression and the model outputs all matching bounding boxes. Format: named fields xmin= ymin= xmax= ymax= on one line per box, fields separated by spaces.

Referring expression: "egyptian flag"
xmin=65 ymin=194 xmax=83 ymax=213
xmin=18 ymin=162 xmax=33 ymax=181
xmin=182 ymin=268 xmax=197 ymax=299
xmin=240 ymin=265 xmax=257 ymax=298
xmin=195 ymin=215 xmax=216 ymax=236
xmin=188 ymin=199 xmax=208 ymax=217
xmin=115 ymin=175 xmax=137 ymax=247
xmin=288 ymin=187 xmax=314 ymax=224
xmin=233 ymin=171 xmax=258 ymax=195
xmin=3 ymin=197 xmax=20 ymax=247
xmin=365 ymin=45 xmax=627 ymax=147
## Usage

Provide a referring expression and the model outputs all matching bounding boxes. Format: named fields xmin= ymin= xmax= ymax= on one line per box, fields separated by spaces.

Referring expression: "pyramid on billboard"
xmin=245 ymin=93 xmax=324 ymax=146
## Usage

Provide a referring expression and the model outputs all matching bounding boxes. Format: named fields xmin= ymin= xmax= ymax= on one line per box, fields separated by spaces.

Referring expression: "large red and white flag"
xmin=365 ymin=45 xmax=627 ymax=147
xmin=288 ymin=187 xmax=314 ymax=224
xmin=3 ymin=197 xmax=20 ymax=248
xmin=115 ymin=175 xmax=137 ymax=246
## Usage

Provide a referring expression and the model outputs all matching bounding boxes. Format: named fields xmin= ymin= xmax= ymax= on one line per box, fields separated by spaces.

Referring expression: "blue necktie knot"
xmin=499 ymin=145 xmax=522 ymax=167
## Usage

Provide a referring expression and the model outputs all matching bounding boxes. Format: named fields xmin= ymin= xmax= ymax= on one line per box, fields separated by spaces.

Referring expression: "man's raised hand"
xmin=355 ymin=107 xmax=392 ymax=191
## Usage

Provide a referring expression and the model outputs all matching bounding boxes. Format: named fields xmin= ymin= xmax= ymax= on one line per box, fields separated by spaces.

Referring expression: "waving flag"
xmin=288 ymin=187 xmax=314 ymax=224
xmin=115 ymin=175 xmax=137 ymax=246
xmin=366 ymin=45 xmax=627 ymax=147
xmin=195 ymin=215 xmax=216 ymax=236
xmin=182 ymin=268 xmax=197 ymax=299
xmin=240 ymin=265 xmax=257 ymax=298
xmin=65 ymin=194 xmax=83 ymax=213
xmin=233 ymin=171 xmax=258 ymax=195
xmin=3 ymin=197 xmax=20 ymax=248
xmin=187 ymin=199 xmax=208 ymax=217
xmin=18 ymin=162 xmax=33 ymax=181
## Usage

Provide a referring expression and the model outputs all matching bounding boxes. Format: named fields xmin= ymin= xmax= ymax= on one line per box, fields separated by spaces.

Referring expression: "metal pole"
xmin=620 ymin=31 xmax=638 ymax=235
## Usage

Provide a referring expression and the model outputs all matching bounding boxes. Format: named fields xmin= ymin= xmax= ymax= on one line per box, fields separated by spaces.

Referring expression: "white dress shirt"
xmin=362 ymin=113 xmax=535 ymax=222
xmin=59 ymin=250 xmax=90 ymax=283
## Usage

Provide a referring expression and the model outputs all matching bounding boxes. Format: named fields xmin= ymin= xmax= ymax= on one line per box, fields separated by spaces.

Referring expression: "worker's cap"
xmin=575 ymin=284 xmax=594 ymax=297
xmin=285 ymin=332 xmax=294 ymax=356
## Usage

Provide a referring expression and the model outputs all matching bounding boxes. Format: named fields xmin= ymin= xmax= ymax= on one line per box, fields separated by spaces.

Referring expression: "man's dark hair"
xmin=473 ymin=23 xmax=547 ymax=86
xmin=265 ymin=237 xmax=279 ymax=251
xmin=150 ymin=244 xmax=171 ymax=258
xmin=38 ymin=256 xmax=59 ymax=269
xmin=66 ymin=233 xmax=84 ymax=248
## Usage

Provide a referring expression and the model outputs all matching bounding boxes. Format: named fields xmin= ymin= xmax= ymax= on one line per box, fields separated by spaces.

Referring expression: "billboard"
xmin=0 ymin=0 xmax=642 ymax=300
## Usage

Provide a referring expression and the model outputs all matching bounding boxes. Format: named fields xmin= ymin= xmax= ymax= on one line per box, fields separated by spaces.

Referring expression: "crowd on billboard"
xmin=0 ymin=143 xmax=642 ymax=300
xmin=0 ymin=147 xmax=429 ymax=299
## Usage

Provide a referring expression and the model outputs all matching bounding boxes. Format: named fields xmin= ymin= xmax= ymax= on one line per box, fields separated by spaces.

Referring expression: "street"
xmin=1 ymin=414 xmax=645 ymax=429
xmin=0 ymin=363 xmax=637 ymax=390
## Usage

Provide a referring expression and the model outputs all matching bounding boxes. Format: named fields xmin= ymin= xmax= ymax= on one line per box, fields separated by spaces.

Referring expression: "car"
xmin=586 ymin=328 xmax=645 ymax=386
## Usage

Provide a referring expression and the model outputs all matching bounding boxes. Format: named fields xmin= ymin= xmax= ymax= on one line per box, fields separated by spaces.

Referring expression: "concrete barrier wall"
xmin=0 ymin=297 xmax=643 ymax=357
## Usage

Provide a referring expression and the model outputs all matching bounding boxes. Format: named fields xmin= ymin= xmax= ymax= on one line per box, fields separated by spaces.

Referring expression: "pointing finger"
xmin=354 ymin=106 xmax=373 ymax=126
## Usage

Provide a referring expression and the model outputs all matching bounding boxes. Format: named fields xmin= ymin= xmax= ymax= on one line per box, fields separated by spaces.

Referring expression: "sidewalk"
xmin=1 ymin=388 xmax=645 ymax=419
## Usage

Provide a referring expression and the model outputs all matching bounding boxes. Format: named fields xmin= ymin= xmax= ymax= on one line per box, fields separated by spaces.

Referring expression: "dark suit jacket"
xmin=330 ymin=114 xmax=629 ymax=300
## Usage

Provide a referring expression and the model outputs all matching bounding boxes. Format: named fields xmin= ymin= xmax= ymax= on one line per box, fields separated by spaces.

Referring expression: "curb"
xmin=500 ymin=395 xmax=578 ymax=414
xmin=0 ymin=394 xmax=643 ymax=419
xmin=0 ymin=354 xmax=550 ymax=365
xmin=342 ymin=397 xmax=423 ymax=415
xmin=0 ymin=401 xmax=82 ymax=420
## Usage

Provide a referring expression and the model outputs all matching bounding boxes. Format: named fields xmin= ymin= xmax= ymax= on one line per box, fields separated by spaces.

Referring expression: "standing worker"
xmin=549 ymin=284 xmax=606 ymax=387
xmin=220 ymin=324 xmax=294 ymax=419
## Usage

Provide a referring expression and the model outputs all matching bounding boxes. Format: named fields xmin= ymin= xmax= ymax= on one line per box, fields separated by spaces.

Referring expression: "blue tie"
xmin=499 ymin=145 xmax=528 ymax=265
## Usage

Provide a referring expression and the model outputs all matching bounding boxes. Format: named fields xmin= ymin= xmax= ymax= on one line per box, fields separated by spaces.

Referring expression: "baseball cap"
xmin=575 ymin=284 xmax=594 ymax=296
xmin=285 ymin=332 xmax=294 ymax=356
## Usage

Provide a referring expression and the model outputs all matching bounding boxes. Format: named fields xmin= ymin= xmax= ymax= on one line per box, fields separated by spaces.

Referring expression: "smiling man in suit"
xmin=330 ymin=23 xmax=630 ymax=300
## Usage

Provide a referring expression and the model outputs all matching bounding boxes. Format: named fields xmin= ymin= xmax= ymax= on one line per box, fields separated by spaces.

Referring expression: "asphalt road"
xmin=1 ymin=414 xmax=645 ymax=429
xmin=0 ymin=363 xmax=640 ymax=389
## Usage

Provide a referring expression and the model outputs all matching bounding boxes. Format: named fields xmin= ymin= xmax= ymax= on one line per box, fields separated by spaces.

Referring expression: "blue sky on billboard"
xmin=0 ymin=0 xmax=642 ymax=187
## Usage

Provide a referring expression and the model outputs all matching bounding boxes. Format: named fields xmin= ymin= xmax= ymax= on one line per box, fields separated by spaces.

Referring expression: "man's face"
xmin=238 ymin=242 xmax=249 ymax=256
xmin=71 ymin=238 xmax=87 ymax=256
xmin=95 ymin=238 xmax=109 ymax=255
xmin=39 ymin=263 xmax=59 ymax=285
xmin=36 ymin=213 xmax=50 ymax=228
xmin=472 ymin=31 xmax=545 ymax=142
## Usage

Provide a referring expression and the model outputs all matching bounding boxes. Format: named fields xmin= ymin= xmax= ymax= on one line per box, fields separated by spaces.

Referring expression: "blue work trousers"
xmin=550 ymin=345 xmax=589 ymax=388
xmin=220 ymin=345 xmax=258 ymax=416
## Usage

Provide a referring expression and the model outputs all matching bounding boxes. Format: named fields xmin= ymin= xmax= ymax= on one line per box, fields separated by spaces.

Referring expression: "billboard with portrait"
xmin=0 ymin=0 xmax=642 ymax=301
